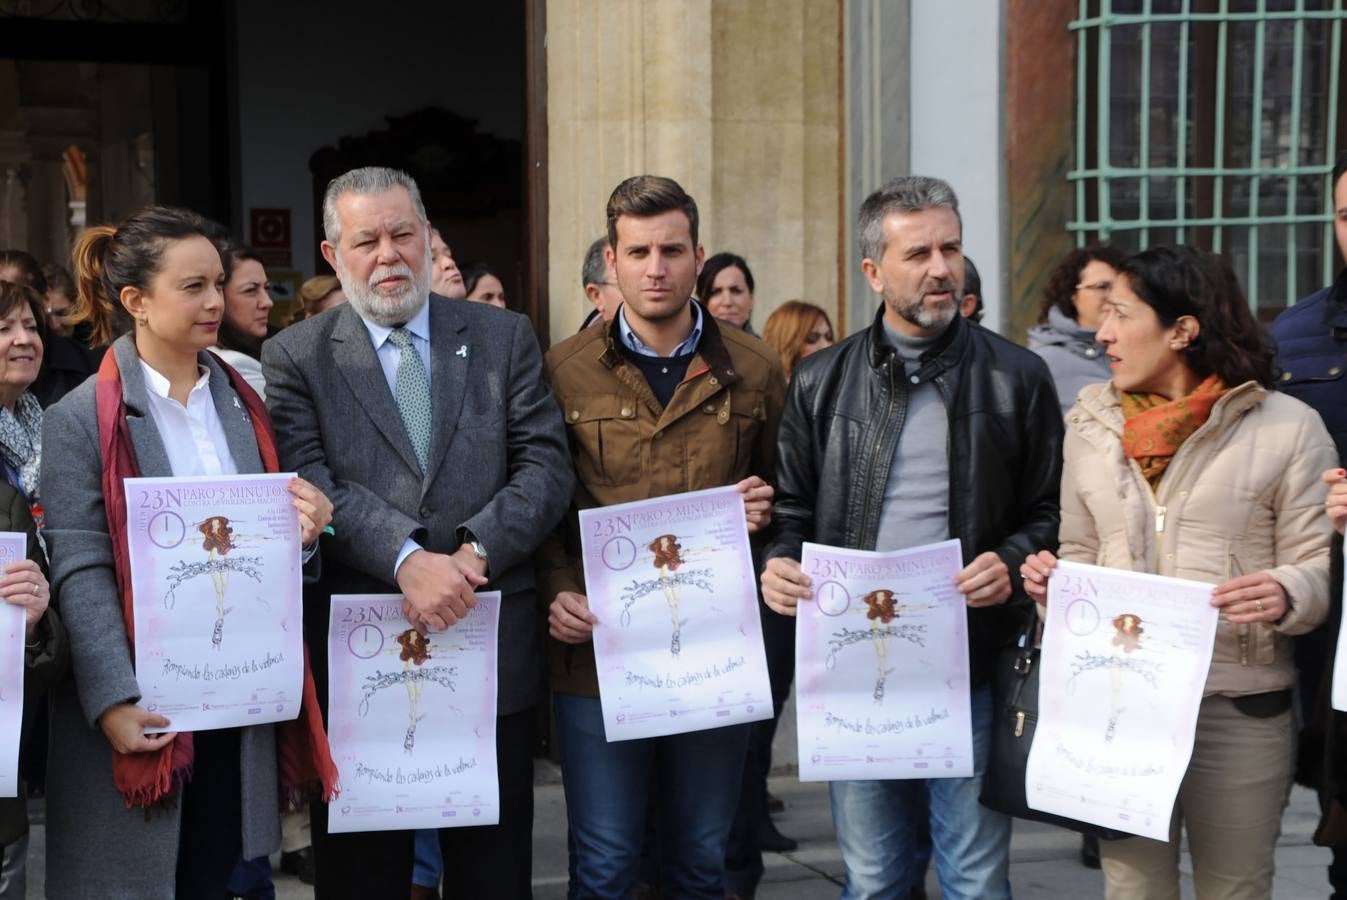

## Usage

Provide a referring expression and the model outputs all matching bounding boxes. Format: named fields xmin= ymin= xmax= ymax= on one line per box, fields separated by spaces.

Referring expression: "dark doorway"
xmin=0 ymin=4 xmax=233 ymax=267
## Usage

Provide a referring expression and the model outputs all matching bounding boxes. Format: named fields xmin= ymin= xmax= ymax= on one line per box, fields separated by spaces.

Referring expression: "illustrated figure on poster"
xmin=652 ymin=534 xmax=686 ymax=655
xmin=357 ymin=627 xmax=460 ymax=754
xmin=397 ymin=629 xmax=430 ymax=752
xmin=864 ymin=589 xmax=898 ymax=703
xmin=1068 ymin=610 xmax=1161 ymax=744
xmin=823 ymin=588 xmax=929 ymax=704
xmin=162 ymin=513 xmax=265 ymax=650
xmin=617 ymin=534 xmax=715 ymax=657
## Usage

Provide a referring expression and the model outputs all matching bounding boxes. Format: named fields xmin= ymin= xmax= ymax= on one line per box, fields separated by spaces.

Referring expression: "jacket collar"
xmin=111 ymin=334 xmax=263 ymax=476
xmin=599 ymin=300 xmax=740 ymax=387
xmin=864 ymin=304 xmax=967 ymax=377
xmin=1074 ymin=378 xmax=1267 ymax=438
xmin=328 ymin=295 xmax=468 ymax=486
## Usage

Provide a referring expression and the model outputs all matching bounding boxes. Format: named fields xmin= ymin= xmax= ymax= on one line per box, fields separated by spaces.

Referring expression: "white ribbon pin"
xmin=456 ymin=345 xmax=468 ymax=359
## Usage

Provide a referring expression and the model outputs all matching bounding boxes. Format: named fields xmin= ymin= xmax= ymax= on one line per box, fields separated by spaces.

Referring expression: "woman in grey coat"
xmin=40 ymin=207 xmax=336 ymax=900
xmin=1027 ymin=244 xmax=1127 ymax=416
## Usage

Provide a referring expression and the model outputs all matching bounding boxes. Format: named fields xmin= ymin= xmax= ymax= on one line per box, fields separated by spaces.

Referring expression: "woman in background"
xmin=211 ymin=238 xmax=274 ymax=399
xmin=762 ymin=301 xmax=835 ymax=381
xmin=1027 ymin=244 xmax=1127 ymax=416
xmin=290 ymin=275 xmax=346 ymax=325
xmin=462 ymin=263 xmax=507 ymax=309
xmin=0 ymin=281 xmax=67 ymax=900
xmin=697 ymin=253 xmax=756 ymax=334
xmin=0 ymin=251 xmax=98 ymax=408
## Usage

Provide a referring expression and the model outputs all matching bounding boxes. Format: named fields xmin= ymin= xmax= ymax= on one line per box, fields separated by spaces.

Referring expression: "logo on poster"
xmin=601 ymin=536 xmax=637 ymax=570
xmin=148 ymin=511 xmax=187 ymax=549
xmin=347 ymin=623 xmax=385 ymax=659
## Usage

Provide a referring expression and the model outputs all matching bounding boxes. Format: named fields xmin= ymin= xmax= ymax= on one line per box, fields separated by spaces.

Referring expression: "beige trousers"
xmin=281 ymin=807 xmax=311 ymax=853
xmin=1100 ymin=694 xmax=1295 ymax=900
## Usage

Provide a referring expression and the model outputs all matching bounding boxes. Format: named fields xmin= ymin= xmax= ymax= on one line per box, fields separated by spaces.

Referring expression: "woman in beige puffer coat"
xmin=1021 ymin=245 xmax=1337 ymax=900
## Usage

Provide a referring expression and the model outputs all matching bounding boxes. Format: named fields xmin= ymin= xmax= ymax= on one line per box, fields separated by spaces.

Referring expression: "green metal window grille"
xmin=1069 ymin=0 xmax=1345 ymax=312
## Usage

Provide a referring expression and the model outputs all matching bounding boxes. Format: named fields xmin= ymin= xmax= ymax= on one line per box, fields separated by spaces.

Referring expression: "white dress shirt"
xmin=617 ymin=301 xmax=704 ymax=358
xmin=139 ymin=358 xmax=316 ymax=562
xmin=211 ymin=347 xmax=268 ymax=401
xmin=138 ymin=361 xmax=239 ymax=477
xmin=357 ymin=300 xmax=432 ymax=394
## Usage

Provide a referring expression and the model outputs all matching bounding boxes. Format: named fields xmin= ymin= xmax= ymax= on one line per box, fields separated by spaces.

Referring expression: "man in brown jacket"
xmin=539 ymin=175 xmax=786 ymax=899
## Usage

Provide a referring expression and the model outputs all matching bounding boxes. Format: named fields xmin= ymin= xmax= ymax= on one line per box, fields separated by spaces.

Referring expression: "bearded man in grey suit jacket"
xmin=262 ymin=166 xmax=573 ymax=900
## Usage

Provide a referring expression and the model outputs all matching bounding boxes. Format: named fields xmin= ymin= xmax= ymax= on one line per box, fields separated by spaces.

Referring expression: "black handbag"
xmin=978 ymin=628 xmax=1129 ymax=840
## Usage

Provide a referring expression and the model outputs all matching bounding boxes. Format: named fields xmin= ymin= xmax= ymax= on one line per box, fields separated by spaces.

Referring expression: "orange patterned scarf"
xmin=1120 ymin=373 xmax=1228 ymax=488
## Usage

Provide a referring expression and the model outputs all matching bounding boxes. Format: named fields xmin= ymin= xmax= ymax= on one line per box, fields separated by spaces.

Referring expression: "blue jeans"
xmin=555 ymin=693 xmax=749 ymax=899
xmin=412 ymin=829 xmax=443 ymax=888
xmin=830 ymin=684 xmax=1011 ymax=900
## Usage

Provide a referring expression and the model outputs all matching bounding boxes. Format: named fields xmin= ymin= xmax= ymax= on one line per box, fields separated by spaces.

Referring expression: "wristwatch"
xmin=469 ymin=540 xmax=489 ymax=565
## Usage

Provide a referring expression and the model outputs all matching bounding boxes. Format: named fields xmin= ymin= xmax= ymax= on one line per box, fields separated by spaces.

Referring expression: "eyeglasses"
xmin=1075 ymin=281 xmax=1112 ymax=293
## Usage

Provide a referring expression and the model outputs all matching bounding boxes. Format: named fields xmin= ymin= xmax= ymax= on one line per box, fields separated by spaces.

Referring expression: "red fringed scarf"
xmin=95 ymin=348 xmax=340 ymax=810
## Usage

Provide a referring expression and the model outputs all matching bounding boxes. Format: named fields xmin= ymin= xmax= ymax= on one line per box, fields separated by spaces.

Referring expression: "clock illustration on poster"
xmin=601 ymin=536 xmax=638 ymax=571
xmin=347 ymin=623 xmax=385 ymax=659
xmin=1065 ymin=598 xmax=1101 ymax=636
xmin=147 ymin=511 xmax=186 ymax=549
xmin=816 ymin=580 xmax=851 ymax=616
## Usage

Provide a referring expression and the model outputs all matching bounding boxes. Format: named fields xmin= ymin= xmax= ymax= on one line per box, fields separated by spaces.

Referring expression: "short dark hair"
xmin=0 ymin=281 xmax=48 ymax=351
xmin=461 ymin=262 xmax=500 ymax=299
xmin=857 ymin=176 xmax=960 ymax=262
xmin=962 ymin=256 xmax=984 ymax=322
xmin=696 ymin=253 xmax=754 ymax=304
xmin=209 ymin=231 xmax=265 ymax=283
xmin=41 ymin=262 xmax=75 ymax=299
xmin=1038 ymin=244 xmax=1129 ymax=324
xmin=581 ymin=237 xmax=609 ymax=290
xmin=1334 ymin=152 xmax=1347 ymax=197
xmin=606 ymin=175 xmax=699 ymax=250
xmin=1118 ymin=244 xmax=1275 ymax=388
xmin=0 ymin=250 xmax=47 ymax=294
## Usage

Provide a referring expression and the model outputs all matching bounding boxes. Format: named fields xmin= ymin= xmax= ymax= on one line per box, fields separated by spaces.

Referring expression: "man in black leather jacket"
xmin=761 ymin=176 xmax=1063 ymax=900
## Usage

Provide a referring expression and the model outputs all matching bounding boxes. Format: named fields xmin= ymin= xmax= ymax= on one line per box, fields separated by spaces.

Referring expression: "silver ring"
xmin=30 ymin=582 xmax=37 ymax=596
xmin=1255 ymin=599 xmax=1264 ymax=613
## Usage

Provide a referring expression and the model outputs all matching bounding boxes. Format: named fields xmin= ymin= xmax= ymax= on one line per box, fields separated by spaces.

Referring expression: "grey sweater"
xmin=875 ymin=323 xmax=950 ymax=552
xmin=1026 ymin=307 xmax=1111 ymax=415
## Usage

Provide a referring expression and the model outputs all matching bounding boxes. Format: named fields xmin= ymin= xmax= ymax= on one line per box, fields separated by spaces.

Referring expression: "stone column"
xmin=546 ymin=0 xmax=840 ymax=344
xmin=842 ymin=0 xmax=909 ymax=335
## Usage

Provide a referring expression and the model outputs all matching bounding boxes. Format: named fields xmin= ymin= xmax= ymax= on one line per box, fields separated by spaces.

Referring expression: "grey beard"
xmin=891 ymin=291 xmax=958 ymax=331
xmin=335 ymin=248 xmax=433 ymax=327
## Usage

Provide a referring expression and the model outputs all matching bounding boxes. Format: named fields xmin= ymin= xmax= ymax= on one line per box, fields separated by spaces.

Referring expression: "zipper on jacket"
xmin=859 ymin=360 xmax=901 ymax=545
xmin=1014 ymin=711 xmax=1026 ymax=737
xmin=934 ymin=375 xmax=959 ymax=541
xmin=1155 ymin=506 xmax=1166 ymax=535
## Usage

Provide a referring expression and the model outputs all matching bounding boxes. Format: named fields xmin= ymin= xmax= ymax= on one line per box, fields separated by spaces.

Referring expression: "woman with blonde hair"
xmin=41 ymin=206 xmax=339 ymax=899
xmin=763 ymin=300 xmax=835 ymax=380
xmin=289 ymin=275 xmax=346 ymax=325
